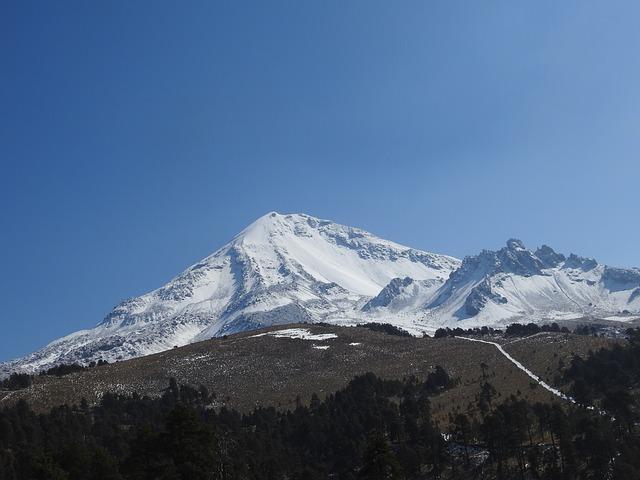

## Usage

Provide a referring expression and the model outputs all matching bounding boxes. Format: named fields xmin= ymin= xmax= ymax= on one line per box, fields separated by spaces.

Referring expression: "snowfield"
xmin=250 ymin=328 xmax=338 ymax=341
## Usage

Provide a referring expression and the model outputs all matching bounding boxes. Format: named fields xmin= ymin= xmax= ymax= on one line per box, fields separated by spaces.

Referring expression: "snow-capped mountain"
xmin=1 ymin=212 xmax=459 ymax=375
xmin=3 ymin=213 xmax=639 ymax=377
xmin=365 ymin=239 xmax=640 ymax=327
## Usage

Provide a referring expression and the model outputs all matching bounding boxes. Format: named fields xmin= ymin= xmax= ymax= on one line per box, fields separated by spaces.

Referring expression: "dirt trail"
xmin=455 ymin=336 xmax=576 ymax=403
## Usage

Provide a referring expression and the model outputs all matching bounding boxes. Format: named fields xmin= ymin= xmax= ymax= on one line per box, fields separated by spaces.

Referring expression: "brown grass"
xmin=0 ymin=324 xmax=616 ymax=425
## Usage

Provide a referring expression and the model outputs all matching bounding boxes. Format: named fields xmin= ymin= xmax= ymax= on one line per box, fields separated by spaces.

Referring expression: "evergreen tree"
xmin=358 ymin=433 xmax=403 ymax=480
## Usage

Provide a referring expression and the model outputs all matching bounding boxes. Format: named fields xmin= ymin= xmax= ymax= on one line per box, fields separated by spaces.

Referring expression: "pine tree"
xmin=358 ymin=433 xmax=403 ymax=480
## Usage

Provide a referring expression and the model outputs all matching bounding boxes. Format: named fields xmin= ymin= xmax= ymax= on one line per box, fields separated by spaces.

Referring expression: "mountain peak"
xmin=235 ymin=212 xmax=316 ymax=243
xmin=240 ymin=212 xmax=331 ymax=233
xmin=564 ymin=253 xmax=598 ymax=271
xmin=506 ymin=238 xmax=527 ymax=251
xmin=243 ymin=211 xmax=295 ymax=229
xmin=535 ymin=245 xmax=566 ymax=268
xmin=1 ymin=213 xmax=461 ymax=375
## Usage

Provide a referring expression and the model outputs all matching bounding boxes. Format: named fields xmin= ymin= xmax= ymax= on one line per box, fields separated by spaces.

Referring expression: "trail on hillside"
xmin=455 ymin=336 xmax=576 ymax=403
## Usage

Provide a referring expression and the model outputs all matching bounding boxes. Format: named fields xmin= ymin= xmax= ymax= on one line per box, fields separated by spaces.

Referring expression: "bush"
xmin=360 ymin=322 xmax=412 ymax=337
xmin=0 ymin=372 xmax=33 ymax=390
xmin=40 ymin=363 xmax=86 ymax=377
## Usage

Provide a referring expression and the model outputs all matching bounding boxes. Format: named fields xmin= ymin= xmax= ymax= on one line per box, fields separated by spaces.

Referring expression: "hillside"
xmin=0 ymin=323 xmax=614 ymax=421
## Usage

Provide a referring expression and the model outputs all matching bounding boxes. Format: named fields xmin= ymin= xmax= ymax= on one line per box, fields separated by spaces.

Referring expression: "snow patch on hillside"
xmin=251 ymin=328 xmax=338 ymax=341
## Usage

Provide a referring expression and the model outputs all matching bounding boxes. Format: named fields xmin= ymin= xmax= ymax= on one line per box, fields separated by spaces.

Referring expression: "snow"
xmin=312 ymin=345 xmax=330 ymax=350
xmin=604 ymin=315 xmax=639 ymax=322
xmin=250 ymin=328 xmax=338 ymax=341
xmin=401 ymin=244 xmax=640 ymax=329
xmin=2 ymin=212 xmax=459 ymax=375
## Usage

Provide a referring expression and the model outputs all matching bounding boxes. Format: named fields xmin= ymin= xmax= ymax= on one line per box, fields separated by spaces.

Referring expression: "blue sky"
xmin=1 ymin=1 xmax=639 ymax=361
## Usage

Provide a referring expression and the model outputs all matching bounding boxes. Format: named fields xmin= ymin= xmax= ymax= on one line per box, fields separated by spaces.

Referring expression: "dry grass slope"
xmin=0 ymin=324 xmax=615 ymax=423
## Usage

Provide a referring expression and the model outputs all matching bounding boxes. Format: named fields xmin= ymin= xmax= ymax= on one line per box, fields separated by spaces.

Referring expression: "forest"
xmin=0 ymin=329 xmax=639 ymax=479
xmin=433 ymin=322 xmax=572 ymax=339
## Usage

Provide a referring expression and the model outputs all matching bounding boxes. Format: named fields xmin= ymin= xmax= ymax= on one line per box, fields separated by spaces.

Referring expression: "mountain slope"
xmin=1 ymin=212 xmax=459 ymax=375
xmin=3 ymin=214 xmax=639 ymax=378
xmin=364 ymin=239 xmax=640 ymax=327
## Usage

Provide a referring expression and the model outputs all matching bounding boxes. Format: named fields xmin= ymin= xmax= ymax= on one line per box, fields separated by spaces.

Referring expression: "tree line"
xmin=0 ymin=360 xmax=109 ymax=391
xmin=434 ymin=322 xmax=579 ymax=339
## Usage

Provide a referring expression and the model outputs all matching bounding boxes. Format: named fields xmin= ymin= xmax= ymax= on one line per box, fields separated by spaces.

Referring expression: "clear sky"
xmin=2 ymin=1 xmax=639 ymax=361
